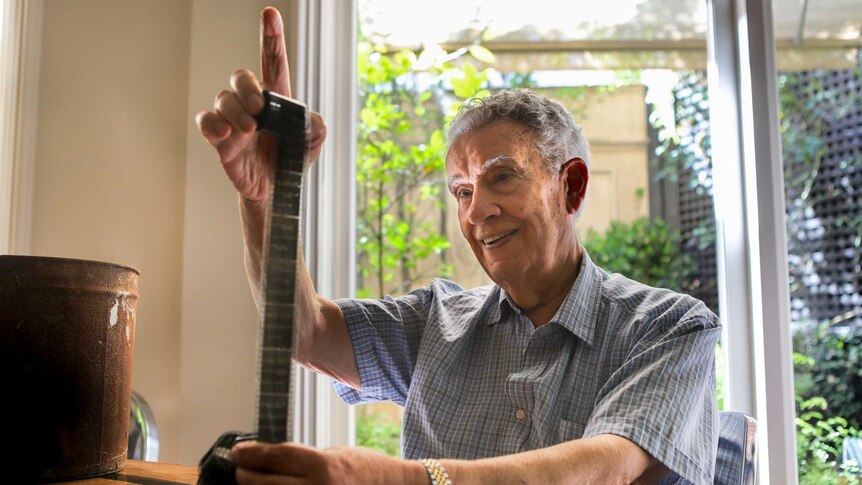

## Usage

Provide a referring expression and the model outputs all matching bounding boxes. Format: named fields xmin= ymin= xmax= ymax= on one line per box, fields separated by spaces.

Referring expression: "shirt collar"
xmin=486 ymin=287 xmax=511 ymax=325
xmin=486 ymin=249 xmax=603 ymax=346
xmin=548 ymin=249 xmax=602 ymax=346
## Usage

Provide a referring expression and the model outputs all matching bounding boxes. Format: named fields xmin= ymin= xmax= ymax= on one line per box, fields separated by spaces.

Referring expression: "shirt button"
xmin=515 ymin=409 xmax=526 ymax=421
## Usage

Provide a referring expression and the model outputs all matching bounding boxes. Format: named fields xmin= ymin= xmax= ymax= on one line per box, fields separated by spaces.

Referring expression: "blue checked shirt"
xmin=335 ymin=251 xmax=721 ymax=484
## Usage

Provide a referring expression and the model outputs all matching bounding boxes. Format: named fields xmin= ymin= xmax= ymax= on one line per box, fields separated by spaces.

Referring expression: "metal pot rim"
xmin=0 ymin=255 xmax=140 ymax=275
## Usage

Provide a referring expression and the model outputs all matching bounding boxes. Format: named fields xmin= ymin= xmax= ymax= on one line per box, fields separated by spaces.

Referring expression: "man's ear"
xmin=562 ymin=158 xmax=588 ymax=215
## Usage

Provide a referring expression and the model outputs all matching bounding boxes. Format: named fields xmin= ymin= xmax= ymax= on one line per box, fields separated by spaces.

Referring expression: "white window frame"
xmin=0 ymin=0 xmax=22 ymax=253
xmin=285 ymin=0 xmax=357 ymax=448
xmin=0 ymin=0 xmax=41 ymax=255
xmin=708 ymin=0 xmax=797 ymax=483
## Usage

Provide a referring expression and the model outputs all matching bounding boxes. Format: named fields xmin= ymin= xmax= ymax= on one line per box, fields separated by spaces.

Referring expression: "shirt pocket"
xmin=557 ymin=417 xmax=587 ymax=442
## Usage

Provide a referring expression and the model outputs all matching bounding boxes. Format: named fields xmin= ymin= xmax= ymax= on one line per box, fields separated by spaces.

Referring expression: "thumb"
xmin=260 ymin=7 xmax=292 ymax=97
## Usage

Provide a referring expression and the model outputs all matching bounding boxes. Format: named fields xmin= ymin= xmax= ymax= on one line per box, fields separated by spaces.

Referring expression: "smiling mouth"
xmin=481 ymin=230 xmax=517 ymax=246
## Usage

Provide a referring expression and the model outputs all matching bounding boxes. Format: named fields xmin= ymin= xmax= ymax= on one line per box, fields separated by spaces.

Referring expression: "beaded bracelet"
xmin=418 ymin=458 xmax=452 ymax=485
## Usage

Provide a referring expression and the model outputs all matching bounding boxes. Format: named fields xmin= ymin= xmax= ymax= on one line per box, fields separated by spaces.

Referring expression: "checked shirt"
xmin=334 ymin=251 xmax=721 ymax=484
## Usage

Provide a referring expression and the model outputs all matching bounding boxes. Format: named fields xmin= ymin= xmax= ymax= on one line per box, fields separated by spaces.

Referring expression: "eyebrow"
xmin=481 ymin=155 xmax=516 ymax=171
xmin=447 ymin=155 xmax=516 ymax=191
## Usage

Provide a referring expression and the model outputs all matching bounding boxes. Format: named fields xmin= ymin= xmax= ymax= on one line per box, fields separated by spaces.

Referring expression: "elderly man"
xmin=196 ymin=7 xmax=720 ymax=485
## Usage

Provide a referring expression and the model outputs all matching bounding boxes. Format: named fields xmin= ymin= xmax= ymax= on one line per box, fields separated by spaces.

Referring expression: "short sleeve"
xmin=332 ymin=287 xmax=435 ymax=406
xmin=582 ymin=305 xmax=721 ymax=485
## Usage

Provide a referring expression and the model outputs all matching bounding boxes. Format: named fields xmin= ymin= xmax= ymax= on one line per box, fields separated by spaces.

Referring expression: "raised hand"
xmin=195 ymin=7 xmax=326 ymax=204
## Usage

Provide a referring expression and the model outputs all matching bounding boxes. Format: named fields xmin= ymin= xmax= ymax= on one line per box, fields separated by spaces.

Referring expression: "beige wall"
xmin=27 ymin=0 xmax=287 ymax=465
xmin=30 ymin=0 xmax=192 ymax=463
xmin=179 ymin=0 xmax=286 ymax=466
xmin=551 ymin=85 xmax=650 ymax=235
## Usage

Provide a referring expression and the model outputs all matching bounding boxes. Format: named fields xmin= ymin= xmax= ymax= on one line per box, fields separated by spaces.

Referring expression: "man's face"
xmin=445 ymin=120 xmax=579 ymax=288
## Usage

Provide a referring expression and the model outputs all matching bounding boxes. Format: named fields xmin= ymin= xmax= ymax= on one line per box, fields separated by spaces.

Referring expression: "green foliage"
xmin=794 ymin=323 xmax=862 ymax=430
xmin=356 ymin=41 xmax=492 ymax=298
xmin=796 ymin=396 xmax=862 ymax=484
xmin=779 ymin=71 xmax=860 ymax=196
xmin=583 ymin=216 xmax=697 ymax=293
xmin=715 ymin=343 xmax=724 ymax=411
xmin=718 ymin=347 xmax=862 ymax=483
xmin=649 ymin=72 xmax=712 ymax=195
xmin=355 ymin=412 xmax=402 ymax=458
xmin=795 ymin=352 xmax=862 ymax=484
xmin=500 ymin=71 xmax=537 ymax=88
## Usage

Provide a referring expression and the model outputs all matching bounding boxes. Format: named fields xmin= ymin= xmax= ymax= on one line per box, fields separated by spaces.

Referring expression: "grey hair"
xmin=446 ymin=89 xmax=590 ymax=172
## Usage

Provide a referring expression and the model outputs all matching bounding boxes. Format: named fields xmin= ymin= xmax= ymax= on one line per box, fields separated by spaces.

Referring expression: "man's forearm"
xmin=238 ymin=195 xmax=361 ymax=388
xmin=432 ymin=434 xmax=663 ymax=485
xmin=239 ymin=195 xmax=267 ymax=311
xmin=294 ymin=245 xmax=361 ymax=388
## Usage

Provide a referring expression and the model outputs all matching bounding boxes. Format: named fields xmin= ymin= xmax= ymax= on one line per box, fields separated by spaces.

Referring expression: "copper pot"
xmin=0 ymin=255 xmax=139 ymax=482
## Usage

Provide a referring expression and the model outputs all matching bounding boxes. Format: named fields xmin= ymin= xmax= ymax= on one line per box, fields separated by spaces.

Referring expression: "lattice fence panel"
xmin=784 ymin=69 xmax=862 ymax=328
xmin=656 ymin=68 xmax=862 ymax=328
xmin=653 ymin=72 xmax=720 ymax=314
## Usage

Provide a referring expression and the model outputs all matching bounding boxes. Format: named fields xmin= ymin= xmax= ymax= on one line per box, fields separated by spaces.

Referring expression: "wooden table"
xmin=50 ymin=460 xmax=198 ymax=485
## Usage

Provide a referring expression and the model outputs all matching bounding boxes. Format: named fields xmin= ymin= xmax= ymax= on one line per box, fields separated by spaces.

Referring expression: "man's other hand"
xmin=230 ymin=441 xmax=426 ymax=485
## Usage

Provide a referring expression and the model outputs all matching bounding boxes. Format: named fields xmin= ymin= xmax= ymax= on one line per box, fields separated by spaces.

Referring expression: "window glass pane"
xmin=774 ymin=6 xmax=862 ymax=482
xmin=770 ymin=0 xmax=862 ymax=481
xmin=356 ymin=0 xmax=719 ymax=457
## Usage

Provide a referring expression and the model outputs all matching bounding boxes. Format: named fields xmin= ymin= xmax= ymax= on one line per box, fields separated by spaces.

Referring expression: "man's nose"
xmin=465 ymin=187 xmax=501 ymax=225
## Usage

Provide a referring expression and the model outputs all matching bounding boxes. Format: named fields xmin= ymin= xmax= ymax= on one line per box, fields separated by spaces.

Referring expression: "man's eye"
xmin=494 ymin=172 xmax=513 ymax=183
xmin=457 ymin=189 xmax=472 ymax=199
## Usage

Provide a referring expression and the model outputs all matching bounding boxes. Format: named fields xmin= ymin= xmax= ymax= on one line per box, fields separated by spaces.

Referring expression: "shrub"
xmin=796 ymin=395 xmax=862 ymax=484
xmin=795 ymin=349 xmax=862 ymax=483
xmin=583 ymin=216 xmax=697 ymax=293
xmin=356 ymin=411 xmax=402 ymax=458
xmin=794 ymin=323 xmax=862 ymax=430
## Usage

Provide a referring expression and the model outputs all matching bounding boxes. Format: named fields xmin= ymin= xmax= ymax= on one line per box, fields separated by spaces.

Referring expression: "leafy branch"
xmin=356 ymin=40 xmax=493 ymax=298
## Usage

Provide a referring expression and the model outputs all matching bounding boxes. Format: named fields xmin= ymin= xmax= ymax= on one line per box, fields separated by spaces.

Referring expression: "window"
xmin=306 ymin=1 xmax=853 ymax=482
xmin=771 ymin=3 xmax=862 ymax=481
xmin=355 ymin=0 xmax=723 ymax=458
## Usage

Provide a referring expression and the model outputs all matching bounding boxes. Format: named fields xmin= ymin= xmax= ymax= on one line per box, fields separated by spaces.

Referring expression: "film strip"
xmin=198 ymin=91 xmax=307 ymax=484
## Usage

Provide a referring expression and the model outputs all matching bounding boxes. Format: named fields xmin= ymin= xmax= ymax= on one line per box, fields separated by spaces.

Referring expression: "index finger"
xmin=260 ymin=7 xmax=292 ymax=97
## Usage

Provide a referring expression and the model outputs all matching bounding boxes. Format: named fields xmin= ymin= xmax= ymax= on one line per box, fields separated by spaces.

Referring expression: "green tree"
xmin=356 ymin=41 xmax=492 ymax=299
